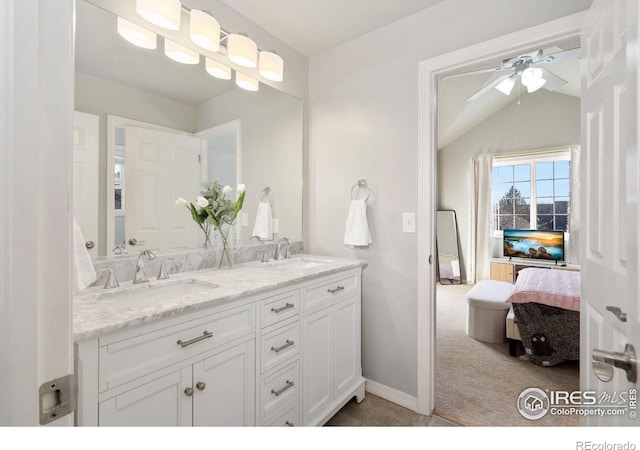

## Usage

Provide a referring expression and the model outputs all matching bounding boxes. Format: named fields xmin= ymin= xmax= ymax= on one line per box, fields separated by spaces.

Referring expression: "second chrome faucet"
xmin=133 ymin=249 xmax=156 ymax=284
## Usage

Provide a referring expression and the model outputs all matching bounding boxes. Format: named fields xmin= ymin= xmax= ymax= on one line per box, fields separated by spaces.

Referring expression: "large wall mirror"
xmin=436 ymin=210 xmax=462 ymax=285
xmin=74 ymin=0 xmax=303 ymax=259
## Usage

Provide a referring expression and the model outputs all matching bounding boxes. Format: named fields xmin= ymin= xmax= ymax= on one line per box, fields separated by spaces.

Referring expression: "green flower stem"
xmin=215 ymin=224 xmax=233 ymax=269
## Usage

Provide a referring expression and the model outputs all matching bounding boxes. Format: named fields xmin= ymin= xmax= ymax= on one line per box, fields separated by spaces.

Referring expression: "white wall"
xmin=438 ymin=90 xmax=581 ymax=282
xmin=307 ymin=0 xmax=592 ymax=398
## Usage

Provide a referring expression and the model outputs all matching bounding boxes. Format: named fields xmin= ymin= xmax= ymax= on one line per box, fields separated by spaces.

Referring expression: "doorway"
xmin=416 ymin=12 xmax=587 ymax=417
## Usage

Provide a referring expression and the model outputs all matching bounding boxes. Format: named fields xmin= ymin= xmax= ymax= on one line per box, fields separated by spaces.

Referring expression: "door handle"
xmin=592 ymin=344 xmax=637 ymax=383
xmin=605 ymin=306 xmax=627 ymax=322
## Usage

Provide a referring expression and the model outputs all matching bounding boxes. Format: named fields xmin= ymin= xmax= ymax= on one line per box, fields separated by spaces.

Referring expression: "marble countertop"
xmin=74 ymin=254 xmax=366 ymax=341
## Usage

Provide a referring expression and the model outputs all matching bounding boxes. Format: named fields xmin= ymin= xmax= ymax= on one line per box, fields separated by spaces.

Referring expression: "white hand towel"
xmin=252 ymin=201 xmax=273 ymax=241
xmin=344 ymin=199 xmax=372 ymax=247
xmin=73 ymin=217 xmax=97 ymax=294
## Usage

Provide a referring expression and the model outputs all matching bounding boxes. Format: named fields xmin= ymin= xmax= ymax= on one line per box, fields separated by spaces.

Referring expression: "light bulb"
xmin=495 ymin=76 xmax=515 ymax=96
xmin=190 ymin=10 xmax=220 ymax=52
xmin=117 ymin=17 xmax=157 ymax=49
xmin=235 ymin=72 xmax=259 ymax=91
xmin=136 ymin=0 xmax=182 ymax=31
xmin=258 ymin=51 xmax=283 ymax=82
xmin=206 ymin=58 xmax=231 ymax=80
xmin=227 ymin=33 xmax=257 ymax=68
xmin=164 ymin=39 xmax=199 ymax=64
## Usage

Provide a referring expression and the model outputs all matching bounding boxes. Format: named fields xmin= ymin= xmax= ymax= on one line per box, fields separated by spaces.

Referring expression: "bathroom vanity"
xmin=74 ymin=255 xmax=366 ymax=426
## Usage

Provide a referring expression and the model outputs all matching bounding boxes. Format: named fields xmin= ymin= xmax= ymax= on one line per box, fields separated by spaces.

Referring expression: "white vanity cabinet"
xmin=301 ymin=269 xmax=364 ymax=426
xmin=75 ymin=265 xmax=365 ymax=427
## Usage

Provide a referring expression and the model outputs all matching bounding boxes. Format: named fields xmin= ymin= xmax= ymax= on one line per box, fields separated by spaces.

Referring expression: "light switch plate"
xmin=402 ymin=212 xmax=416 ymax=233
xmin=241 ymin=212 xmax=248 ymax=227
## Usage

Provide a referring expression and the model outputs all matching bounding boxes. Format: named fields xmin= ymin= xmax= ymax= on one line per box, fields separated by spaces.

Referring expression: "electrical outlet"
xmin=402 ymin=212 xmax=416 ymax=233
xmin=272 ymin=218 xmax=279 ymax=233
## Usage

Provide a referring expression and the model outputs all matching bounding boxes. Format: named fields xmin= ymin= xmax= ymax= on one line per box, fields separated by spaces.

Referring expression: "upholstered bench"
xmin=465 ymin=280 xmax=514 ymax=344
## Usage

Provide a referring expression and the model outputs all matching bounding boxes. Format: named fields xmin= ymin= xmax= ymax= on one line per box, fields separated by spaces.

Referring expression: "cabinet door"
xmin=192 ymin=340 xmax=255 ymax=426
xmin=490 ymin=262 xmax=514 ymax=282
xmin=301 ymin=306 xmax=333 ymax=425
xmin=334 ymin=296 xmax=360 ymax=398
xmin=99 ymin=367 xmax=192 ymax=426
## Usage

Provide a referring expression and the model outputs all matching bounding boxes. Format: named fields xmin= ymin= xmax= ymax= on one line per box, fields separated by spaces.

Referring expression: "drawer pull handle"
xmin=271 ymin=380 xmax=294 ymax=397
xmin=271 ymin=340 xmax=295 ymax=353
xmin=177 ymin=330 xmax=213 ymax=348
xmin=271 ymin=302 xmax=294 ymax=314
xmin=327 ymin=285 xmax=344 ymax=294
xmin=285 ymin=421 xmax=294 ymax=427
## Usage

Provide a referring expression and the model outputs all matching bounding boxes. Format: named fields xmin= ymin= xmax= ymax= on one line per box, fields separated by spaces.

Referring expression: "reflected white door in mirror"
xmin=73 ymin=111 xmax=100 ymax=259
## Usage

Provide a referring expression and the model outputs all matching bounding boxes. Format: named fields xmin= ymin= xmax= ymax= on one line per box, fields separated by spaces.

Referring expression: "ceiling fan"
xmin=460 ymin=47 xmax=580 ymax=102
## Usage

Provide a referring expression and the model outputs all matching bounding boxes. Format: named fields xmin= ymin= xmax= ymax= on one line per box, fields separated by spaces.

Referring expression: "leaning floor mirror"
xmin=436 ymin=210 xmax=462 ymax=285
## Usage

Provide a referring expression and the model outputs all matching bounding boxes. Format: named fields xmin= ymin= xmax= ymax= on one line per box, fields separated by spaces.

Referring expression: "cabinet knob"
xmin=196 ymin=382 xmax=206 ymax=391
xmin=184 ymin=387 xmax=194 ymax=397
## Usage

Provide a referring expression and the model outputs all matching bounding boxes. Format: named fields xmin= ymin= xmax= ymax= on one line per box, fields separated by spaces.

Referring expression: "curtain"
xmin=568 ymin=146 xmax=581 ymax=265
xmin=468 ymin=155 xmax=493 ymax=283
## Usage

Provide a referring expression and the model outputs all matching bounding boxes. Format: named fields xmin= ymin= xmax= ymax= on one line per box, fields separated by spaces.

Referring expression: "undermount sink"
xmin=95 ymin=278 xmax=219 ymax=307
xmin=264 ymin=256 xmax=334 ymax=270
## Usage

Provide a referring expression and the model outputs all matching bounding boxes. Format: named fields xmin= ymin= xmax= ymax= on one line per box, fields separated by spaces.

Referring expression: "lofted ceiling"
xmin=437 ymin=40 xmax=581 ymax=149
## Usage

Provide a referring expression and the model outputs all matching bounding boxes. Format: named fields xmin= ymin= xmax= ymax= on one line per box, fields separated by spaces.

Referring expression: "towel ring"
xmin=351 ymin=179 xmax=369 ymax=201
xmin=259 ymin=187 xmax=271 ymax=202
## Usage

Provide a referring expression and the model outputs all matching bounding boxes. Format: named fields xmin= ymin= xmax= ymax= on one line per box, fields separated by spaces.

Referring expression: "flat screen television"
xmin=503 ymin=229 xmax=565 ymax=262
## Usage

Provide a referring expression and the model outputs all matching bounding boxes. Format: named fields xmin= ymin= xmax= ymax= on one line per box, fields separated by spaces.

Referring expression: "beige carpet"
xmin=434 ymin=284 xmax=580 ymax=427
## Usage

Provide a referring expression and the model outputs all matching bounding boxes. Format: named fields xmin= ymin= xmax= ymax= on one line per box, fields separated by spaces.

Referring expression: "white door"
xmin=192 ymin=341 xmax=255 ymax=426
xmin=125 ymin=126 xmax=202 ymax=252
xmin=73 ymin=111 xmax=100 ymax=258
xmin=581 ymin=0 xmax=639 ymax=426
xmin=98 ymin=367 xmax=192 ymax=426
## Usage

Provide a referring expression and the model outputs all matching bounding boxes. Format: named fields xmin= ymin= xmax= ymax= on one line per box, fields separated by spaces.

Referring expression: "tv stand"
xmin=490 ymin=258 xmax=579 ymax=283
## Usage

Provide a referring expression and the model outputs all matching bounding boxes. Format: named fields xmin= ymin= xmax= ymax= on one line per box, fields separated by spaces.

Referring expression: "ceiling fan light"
xmin=190 ymin=10 xmax=220 ymax=52
xmin=235 ymin=72 xmax=259 ymax=91
xmin=258 ymin=51 xmax=283 ymax=82
xmin=206 ymin=57 xmax=231 ymax=80
xmin=117 ymin=17 xmax=157 ymax=49
xmin=495 ymin=76 xmax=515 ymax=96
xmin=526 ymin=77 xmax=547 ymax=93
xmin=136 ymin=0 xmax=182 ymax=31
xmin=521 ymin=67 xmax=543 ymax=86
xmin=164 ymin=39 xmax=199 ymax=64
xmin=227 ymin=33 xmax=257 ymax=68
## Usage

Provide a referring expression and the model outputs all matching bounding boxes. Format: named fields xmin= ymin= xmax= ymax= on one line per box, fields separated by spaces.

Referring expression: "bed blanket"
xmin=507 ymin=267 xmax=580 ymax=312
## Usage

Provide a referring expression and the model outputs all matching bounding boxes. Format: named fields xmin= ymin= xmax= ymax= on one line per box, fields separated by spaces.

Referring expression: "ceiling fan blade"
xmin=442 ymin=66 xmax=510 ymax=80
xmin=539 ymin=68 xmax=568 ymax=91
xmin=533 ymin=47 xmax=581 ymax=64
xmin=466 ymin=73 xmax=513 ymax=102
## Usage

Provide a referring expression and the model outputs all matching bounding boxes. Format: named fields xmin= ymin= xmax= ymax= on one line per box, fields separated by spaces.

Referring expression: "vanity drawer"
xmin=99 ymin=304 xmax=255 ymax=392
xmin=260 ymin=360 xmax=299 ymax=418
xmin=261 ymin=290 xmax=299 ymax=328
xmin=302 ymin=271 xmax=359 ymax=312
xmin=260 ymin=321 xmax=299 ymax=374
xmin=262 ymin=400 xmax=299 ymax=427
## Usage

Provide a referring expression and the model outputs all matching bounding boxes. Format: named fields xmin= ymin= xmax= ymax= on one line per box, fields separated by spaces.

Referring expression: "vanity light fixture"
xmin=136 ymin=0 xmax=182 ymax=31
xmin=235 ymin=72 xmax=259 ymax=91
xmin=117 ymin=17 xmax=157 ymax=49
xmin=189 ymin=10 xmax=220 ymax=52
xmin=206 ymin=57 xmax=231 ymax=80
xmin=258 ymin=50 xmax=283 ymax=82
xmin=164 ymin=39 xmax=199 ymax=64
xmin=227 ymin=32 xmax=257 ymax=68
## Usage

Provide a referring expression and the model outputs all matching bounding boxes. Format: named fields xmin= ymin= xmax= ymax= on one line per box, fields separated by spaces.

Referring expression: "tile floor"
xmin=324 ymin=393 xmax=460 ymax=427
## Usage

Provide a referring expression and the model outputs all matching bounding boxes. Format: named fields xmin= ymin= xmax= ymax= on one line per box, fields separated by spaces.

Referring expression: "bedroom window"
xmin=492 ymin=151 xmax=571 ymax=232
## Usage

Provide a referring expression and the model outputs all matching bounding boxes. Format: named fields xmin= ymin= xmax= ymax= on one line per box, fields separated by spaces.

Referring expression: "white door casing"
xmin=125 ymin=126 xmax=202 ymax=252
xmin=73 ymin=111 xmax=100 ymax=258
xmin=580 ymin=0 xmax=639 ymax=426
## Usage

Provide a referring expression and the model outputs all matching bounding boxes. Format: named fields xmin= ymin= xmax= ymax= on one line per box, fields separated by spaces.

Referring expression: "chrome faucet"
xmin=251 ymin=235 xmax=271 ymax=262
xmin=274 ymin=237 xmax=292 ymax=260
xmin=93 ymin=267 xmax=120 ymax=289
xmin=133 ymin=249 xmax=156 ymax=284
xmin=112 ymin=242 xmax=128 ymax=256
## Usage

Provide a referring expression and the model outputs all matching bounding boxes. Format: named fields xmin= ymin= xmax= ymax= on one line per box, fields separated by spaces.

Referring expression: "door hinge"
xmin=197 ymin=154 xmax=201 ymax=163
xmin=39 ymin=374 xmax=75 ymax=425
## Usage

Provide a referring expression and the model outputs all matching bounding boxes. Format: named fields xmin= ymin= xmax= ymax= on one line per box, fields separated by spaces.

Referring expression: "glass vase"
xmin=214 ymin=222 xmax=236 ymax=269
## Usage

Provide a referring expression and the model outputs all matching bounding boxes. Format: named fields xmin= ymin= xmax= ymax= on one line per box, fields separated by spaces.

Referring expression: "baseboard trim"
xmin=365 ymin=379 xmax=418 ymax=413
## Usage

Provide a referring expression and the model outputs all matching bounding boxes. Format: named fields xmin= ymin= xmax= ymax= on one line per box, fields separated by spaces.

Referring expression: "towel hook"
xmin=351 ymin=179 xmax=369 ymax=201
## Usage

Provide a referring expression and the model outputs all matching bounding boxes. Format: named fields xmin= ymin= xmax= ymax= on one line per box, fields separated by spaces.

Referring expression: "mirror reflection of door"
xmin=436 ymin=210 xmax=462 ymax=285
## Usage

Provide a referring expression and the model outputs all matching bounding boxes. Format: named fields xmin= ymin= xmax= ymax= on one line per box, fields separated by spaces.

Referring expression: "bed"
xmin=506 ymin=267 xmax=580 ymax=366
